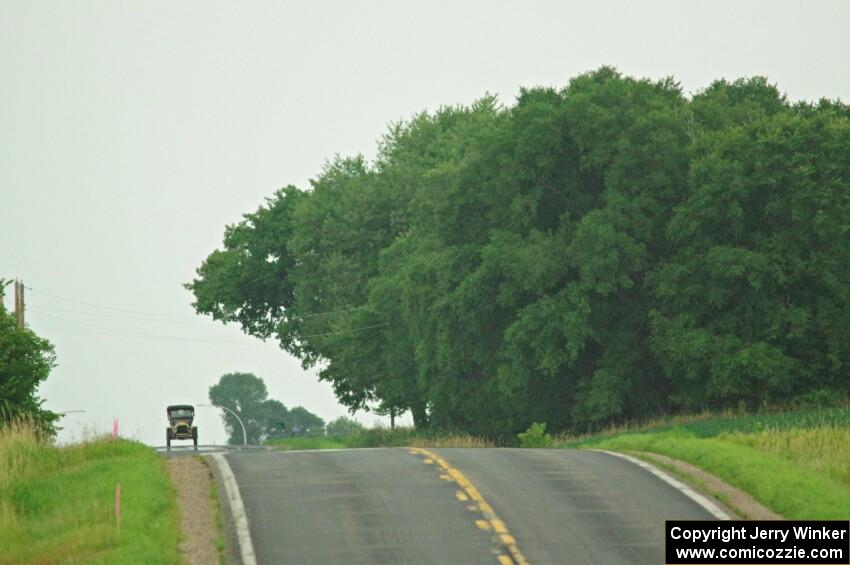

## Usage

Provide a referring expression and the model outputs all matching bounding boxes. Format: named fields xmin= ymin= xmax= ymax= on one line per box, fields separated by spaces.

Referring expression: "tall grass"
xmin=558 ymin=404 xmax=850 ymax=445
xmin=580 ymin=427 xmax=850 ymax=519
xmin=265 ymin=426 xmax=495 ymax=450
xmin=0 ymin=418 xmax=41 ymax=491
xmin=725 ymin=427 xmax=850 ymax=485
xmin=407 ymin=433 xmax=494 ymax=448
xmin=0 ymin=418 xmax=181 ymax=564
xmin=565 ymin=405 xmax=850 ymax=519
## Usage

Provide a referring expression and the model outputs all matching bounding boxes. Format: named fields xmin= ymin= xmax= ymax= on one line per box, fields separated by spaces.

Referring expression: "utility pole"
xmin=14 ymin=280 xmax=24 ymax=329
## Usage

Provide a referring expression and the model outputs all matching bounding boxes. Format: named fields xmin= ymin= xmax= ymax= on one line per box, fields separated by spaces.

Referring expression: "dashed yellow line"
xmin=409 ymin=447 xmax=530 ymax=565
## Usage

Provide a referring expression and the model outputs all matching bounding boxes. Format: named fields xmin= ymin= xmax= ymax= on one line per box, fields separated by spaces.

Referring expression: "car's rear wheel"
xmin=166 ymin=428 xmax=171 ymax=451
xmin=192 ymin=427 xmax=198 ymax=450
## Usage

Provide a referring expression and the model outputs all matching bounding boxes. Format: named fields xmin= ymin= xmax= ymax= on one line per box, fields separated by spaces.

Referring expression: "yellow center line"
xmin=409 ymin=447 xmax=531 ymax=565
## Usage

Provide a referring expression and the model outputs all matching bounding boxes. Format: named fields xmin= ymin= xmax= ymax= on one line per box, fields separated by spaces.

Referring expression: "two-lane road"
xmin=216 ymin=447 xmax=721 ymax=564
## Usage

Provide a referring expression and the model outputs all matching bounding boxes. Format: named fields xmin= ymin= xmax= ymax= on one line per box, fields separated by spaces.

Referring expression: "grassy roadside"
xmin=265 ymin=427 xmax=493 ymax=450
xmin=265 ymin=436 xmax=349 ymax=450
xmin=0 ymin=421 xmax=181 ymax=564
xmin=560 ymin=406 xmax=850 ymax=519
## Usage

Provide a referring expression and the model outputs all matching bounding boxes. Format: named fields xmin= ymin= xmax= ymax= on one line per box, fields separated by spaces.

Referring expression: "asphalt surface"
xmin=220 ymin=447 xmax=717 ymax=565
xmin=156 ymin=444 xmax=271 ymax=457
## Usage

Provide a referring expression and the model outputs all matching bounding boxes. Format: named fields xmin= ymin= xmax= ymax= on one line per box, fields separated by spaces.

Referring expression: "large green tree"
xmin=188 ymin=186 xmax=305 ymax=342
xmin=0 ymin=309 xmax=58 ymax=430
xmin=652 ymin=79 xmax=850 ymax=410
xmin=191 ymin=68 xmax=849 ymax=437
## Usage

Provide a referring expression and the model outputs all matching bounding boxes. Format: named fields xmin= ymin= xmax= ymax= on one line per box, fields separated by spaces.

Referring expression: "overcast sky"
xmin=2 ymin=1 xmax=848 ymax=446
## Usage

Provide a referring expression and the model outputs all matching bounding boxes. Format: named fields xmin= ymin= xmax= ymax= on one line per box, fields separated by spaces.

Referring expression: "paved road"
xmin=217 ymin=447 xmax=718 ymax=565
xmin=156 ymin=444 xmax=271 ymax=457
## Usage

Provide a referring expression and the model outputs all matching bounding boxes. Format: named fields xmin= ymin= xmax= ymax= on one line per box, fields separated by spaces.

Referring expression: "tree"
xmin=209 ymin=372 xmax=269 ymax=445
xmin=187 ymin=186 xmax=305 ymax=342
xmin=651 ymin=90 xmax=850 ymax=410
xmin=260 ymin=399 xmax=289 ymax=440
xmin=326 ymin=415 xmax=364 ymax=437
xmin=0 ymin=309 xmax=58 ymax=432
xmin=191 ymin=68 xmax=849 ymax=437
xmin=285 ymin=406 xmax=325 ymax=436
xmin=208 ymin=372 xmax=328 ymax=442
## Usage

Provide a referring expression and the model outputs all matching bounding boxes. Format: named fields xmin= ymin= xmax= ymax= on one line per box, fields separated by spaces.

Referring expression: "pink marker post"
xmin=115 ymin=483 xmax=121 ymax=533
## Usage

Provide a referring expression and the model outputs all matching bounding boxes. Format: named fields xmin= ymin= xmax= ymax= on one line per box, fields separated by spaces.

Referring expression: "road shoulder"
xmin=166 ymin=456 xmax=223 ymax=565
xmin=628 ymin=450 xmax=782 ymax=520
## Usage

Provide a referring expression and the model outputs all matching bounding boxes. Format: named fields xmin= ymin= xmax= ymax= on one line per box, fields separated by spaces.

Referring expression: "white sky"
xmin=2 ymin=1 xmax=848 ymax=446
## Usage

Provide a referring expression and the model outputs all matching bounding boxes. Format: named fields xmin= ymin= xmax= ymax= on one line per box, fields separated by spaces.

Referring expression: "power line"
xmin=301 ymin=322 xmax=388 ymax=338
xmin=299 ymin=305 xmax=369 ymax=319
xmin=26 ymin=286 xmax=200 ymax=321
xmin=28 ymin=303 xmax=211 ymax=325
xmin=33 ymin=323 xmax=265 ymax=346
xmin=25 ymin=285 xmax=369 ymax=323
xmin=28 ymin=307 xmax=388 ymax=343
xmin=28 ymin=308 xmax=264 ymax=345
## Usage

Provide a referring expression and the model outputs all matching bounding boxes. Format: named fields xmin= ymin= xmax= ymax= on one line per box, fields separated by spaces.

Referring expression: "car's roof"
xmin=167 ymin=404 xmax=194 ymax=411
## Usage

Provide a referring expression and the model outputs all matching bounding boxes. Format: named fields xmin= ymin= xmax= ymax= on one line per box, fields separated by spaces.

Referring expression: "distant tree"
xmin=0 ymin=309 xmax=58 ymax=432
xmin=325 ymin=415 xmax=364 ymax=437
xmin=261 ymin=398 xmax=289 ymax=440
xmin=209 ymin=372 xmax=269 ymax=445
xmin=285 ymin=406 xmax=325 ymax=436
xmin=208 ymin=372 xmax=327 ymax=442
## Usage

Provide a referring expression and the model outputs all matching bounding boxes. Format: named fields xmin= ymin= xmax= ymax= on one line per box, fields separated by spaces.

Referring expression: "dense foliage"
xmin=325 ymin=415 xmax=365 ymax=436
xmin=190 ymin=68 xmax=849 ymax=438
xmin=208 ymin=372 xmax=325 ymax=444
xmin=0 ymin=309 xmax=57 ymax=431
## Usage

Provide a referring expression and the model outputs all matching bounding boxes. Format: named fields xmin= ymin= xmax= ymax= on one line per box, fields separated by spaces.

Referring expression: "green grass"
xmin=725 ymin=426 xmax=850 ymax=485
xmin=0 ymin=421 xmax=181 ymax=564
xmin=264 ymin=436 xmax=349 ymax=451
xmin=562 ymin=406 xmax=850 ymax=519
xmin=563 ymin=404 xmax=850 ymax=443
xmin=265 ymin=427 xmax=494 ymax=450
xmin=344 ymin=427 xmax=419 ymax=447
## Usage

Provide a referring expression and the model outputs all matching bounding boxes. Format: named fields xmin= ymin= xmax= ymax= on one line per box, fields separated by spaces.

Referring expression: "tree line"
xmin=209 ymin=372 xmax=326 ymax=444
xmin=188 ymin=68 xmax=849 ymax=438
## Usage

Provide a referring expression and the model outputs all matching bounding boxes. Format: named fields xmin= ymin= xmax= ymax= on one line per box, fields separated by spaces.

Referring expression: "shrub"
xmin=518 ymin=422 xmax=553 ymax=448
xmin=325 ymin=416 xmax=365 ymax=437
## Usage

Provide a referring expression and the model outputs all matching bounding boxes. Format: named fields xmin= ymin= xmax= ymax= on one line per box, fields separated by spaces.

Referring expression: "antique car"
xmin=166 ymin=404 xmax=198 ymax=450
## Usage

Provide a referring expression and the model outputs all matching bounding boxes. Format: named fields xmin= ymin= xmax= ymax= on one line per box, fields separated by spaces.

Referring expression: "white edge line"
xmin=590 ymin=449 xmax=731 ymax=520
xmin=208 ymin=453 xmax=258 ymax=565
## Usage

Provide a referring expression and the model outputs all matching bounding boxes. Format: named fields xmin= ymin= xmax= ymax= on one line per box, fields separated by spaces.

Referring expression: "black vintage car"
xmin=166 ymin=405 xmax=198 ymax=450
